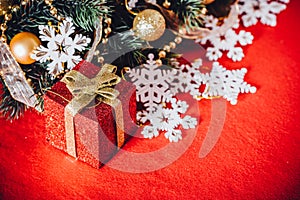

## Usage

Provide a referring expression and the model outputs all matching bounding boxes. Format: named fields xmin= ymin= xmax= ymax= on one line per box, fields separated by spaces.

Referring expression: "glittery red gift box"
xmin=44 ymin=61 xmax=137 ymax=168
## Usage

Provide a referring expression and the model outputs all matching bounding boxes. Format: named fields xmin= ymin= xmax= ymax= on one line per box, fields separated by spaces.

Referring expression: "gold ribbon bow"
xmin=62 ymin=63 xmax=125 ymax=158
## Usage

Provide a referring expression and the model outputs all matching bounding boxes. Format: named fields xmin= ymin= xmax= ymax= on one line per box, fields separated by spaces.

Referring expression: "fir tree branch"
xmin=53 ymin=0 xmax=112 ymax=31
xmin=169 ymin=0 xmax=205 ymax=29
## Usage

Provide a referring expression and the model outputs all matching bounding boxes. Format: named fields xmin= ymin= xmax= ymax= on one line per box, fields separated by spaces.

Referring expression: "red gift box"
xmin=44 ymin=61 xmax=137 ymax=168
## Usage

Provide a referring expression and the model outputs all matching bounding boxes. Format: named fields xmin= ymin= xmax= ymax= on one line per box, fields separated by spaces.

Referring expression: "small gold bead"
xmin=102 ymin=38 xmax=108 ymax=44
xmin=21 ymin=1 xmax=27 ymax=5
xmin=156 ymin=59 xmax=162 ymax=66
xmin=0 ymin=11 xmax=6 ymax=16
xmin=4 ymin=14 xmax=12 ymax=21
xmin=11 ymin=5 xmax=20 ymax=12
xmin=94 ymin=50 xmax=100 ymax=56
xmin=0 ymin=23 xmax=7 ymax=31
xmin=163 ymin=0 xmax=171 ymax=8
xmin=163 ymin=45 xmax=171 ymax=52
xmin=174 ymin=36 xmax=182 ymax=44
xmin=50 ymin=7 xmax=57 ymax=15
xmin=45 ymin=0 xmax=53 ymax=5
xmin=169 ymin=41 xmax=176 ymax=49
xmin=0 ymin=35 xmax=7 ymax=43
xmin=97 ymin=56 xmax=105 ymax=63
xmin=104 ymin=27 xmax=111 ymax=35
xmin=105 ymin=18 xmax=112 ymax=24
xmin=158 ymin=50 xmax=166 ymax=58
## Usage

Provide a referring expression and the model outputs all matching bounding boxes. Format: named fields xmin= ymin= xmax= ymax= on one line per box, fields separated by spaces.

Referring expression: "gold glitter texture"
xmin=133 ymin=9 xmax=166 ymax=41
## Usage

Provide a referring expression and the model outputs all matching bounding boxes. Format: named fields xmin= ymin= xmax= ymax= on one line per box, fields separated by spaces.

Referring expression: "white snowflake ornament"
xmin=201 ymin=62 xmax=257 ymax=105
xmin=196 ymin=18 xmax=253 ymax=62
xmin=127 ymin=53 xmax=177 ymax=113
xmin=31 ymin=18 xmax=91 ymax=76
xmin=168 ymin=59 xmax=203 ymax=97
xmin=239 ymin=0 xmax=288 ymax=27
xmin=127 ymin=0 xmax=139 ymax=9
xmin=141 ymin=97 xmax=197 ymax=143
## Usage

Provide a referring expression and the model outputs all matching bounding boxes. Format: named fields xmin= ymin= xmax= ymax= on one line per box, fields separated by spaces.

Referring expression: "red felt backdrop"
xmin=1 ymin=1 xmax=300 ymax=199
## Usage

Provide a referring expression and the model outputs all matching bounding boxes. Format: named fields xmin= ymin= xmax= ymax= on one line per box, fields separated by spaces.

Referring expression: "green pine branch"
xmin=169 ymin=0 xmax=205 ymax=29
xmin=53 ymin=0 xmax=112 ymax=31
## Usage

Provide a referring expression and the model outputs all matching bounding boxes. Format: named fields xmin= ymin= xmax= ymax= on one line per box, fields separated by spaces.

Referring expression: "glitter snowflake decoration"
xmin=127 ymin=0 xmax=138 ymax=9
xmin=127 ymin=0 xmax=157 ymax=8
xmin=239 ymin=0 xmax=289 ymax=27
xmin=196 ymin=17 xmax=254 ymax=62
xmin=141 ymin=97 xmax=197 ymax=142
xmin=31 ymin=18 xmax=91 ymax=76
xmin=201 ymin=62 xmax=257 ymax=105
xmin=129 ymin=53 xmax=256 ymax=142
xmin=168 ymin=59 xmax=203 ymax=97
xmin=127 ymin=53 xmax=177 ymax=113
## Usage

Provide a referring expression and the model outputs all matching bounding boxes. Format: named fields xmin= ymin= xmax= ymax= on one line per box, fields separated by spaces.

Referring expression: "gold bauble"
xmin=0 ymin=0 xmax=12 ymax=15
xmin=203 ymin=0 xmax=215 ymax=4
xmin=132 ymin=9 xmax=166 ymax=41
xmin=9 ymin=32 xmax=41 ymax=65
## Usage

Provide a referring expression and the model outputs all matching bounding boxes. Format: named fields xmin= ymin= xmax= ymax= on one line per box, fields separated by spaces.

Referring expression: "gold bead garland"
xmin=0 ymin=12 xmax=12 ymax=43
xmin=0 ymin=0 xmax=12 ymax=16
xmin=92 ymin=15 xmax=113 ymax=65
xmin=44 ymin=0 xmax=63 ymax=20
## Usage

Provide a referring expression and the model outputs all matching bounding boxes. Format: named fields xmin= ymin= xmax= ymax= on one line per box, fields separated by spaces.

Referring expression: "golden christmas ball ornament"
xmin=9 ymin=32 xmax=41 ymax=65
xmin=132 ymin=9 xmax=166 ymax=41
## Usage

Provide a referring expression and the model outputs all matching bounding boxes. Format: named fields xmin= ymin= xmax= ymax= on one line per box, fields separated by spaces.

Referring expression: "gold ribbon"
xmin=61 ymin=63 xmax=125 ymax=158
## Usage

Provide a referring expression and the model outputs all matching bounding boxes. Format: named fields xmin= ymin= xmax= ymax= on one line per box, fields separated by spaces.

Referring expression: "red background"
xmin=1 ymin=1 xmax=299 ymax=199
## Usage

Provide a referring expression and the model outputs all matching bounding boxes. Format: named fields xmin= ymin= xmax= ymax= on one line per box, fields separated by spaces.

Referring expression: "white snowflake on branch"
xmin=141 ymin=97 xmax=197 ymax=142
xmin=239 ymin=0 xmax=289 ymax=27
xmin=31 ymin=18 xmax=91 ymax=76
xmin=201 ymin=62 xmax=257 ymax=105
xmin=196 ymin=17 xmax=253 ymax=62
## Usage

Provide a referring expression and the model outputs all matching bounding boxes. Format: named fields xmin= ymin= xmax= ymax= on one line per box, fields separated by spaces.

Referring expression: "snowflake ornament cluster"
xmin=31 ymin=18 xmax=91 ymax=76
xmin=239 ymin=0 xmax=289 ymax=27
xmin=201 ymin=62 xmax=257 ymax=105
xmin=128 ymin=53 xmax=256 ymax=142
xmin=197 ymin=0 xmax=288 ymax=62
xmin=141 ymin=97 xmax=197 ymax=142
xmin=168 ymin=59 xmax=203 ymax=97
xmin=196 ymin=17 xmax=254 ymax=62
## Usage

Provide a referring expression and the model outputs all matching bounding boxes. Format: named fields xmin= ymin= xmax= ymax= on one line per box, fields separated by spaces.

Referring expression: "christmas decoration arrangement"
xmin=0 ymin=0 xmax=289 ymax=167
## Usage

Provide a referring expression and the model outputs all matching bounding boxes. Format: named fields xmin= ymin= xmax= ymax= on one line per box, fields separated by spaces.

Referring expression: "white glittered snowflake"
xmin=141 ymin=97 xmax=197 ymax=142
xmin=127 ymin=0 xmax=139 ymax=9
xmin=239 ymin=0 xmax=289 ymax=27
xmin=201 ymin=62 xmax=257 ymax=105
xmin=128 ymin=0 xmax=157 ymax=9
xmin=31 ymin=18 xmax=91 ymax=76
xmin=196 ymin=17 xmax=254 ymax=62
xmin=168 ymin=59 xmax=203 ymax=97
xmin=127 ymin=53 xmax=177 ymax=113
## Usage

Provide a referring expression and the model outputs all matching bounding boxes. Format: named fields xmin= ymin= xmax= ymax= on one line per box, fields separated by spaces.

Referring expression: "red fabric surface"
xmin=0 ymin=2 xmax=300 ymax=199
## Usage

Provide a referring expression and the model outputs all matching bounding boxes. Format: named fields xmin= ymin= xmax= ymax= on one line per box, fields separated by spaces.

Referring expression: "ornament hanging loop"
xmin=124 ymin=0 xmax=138 ymax=16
